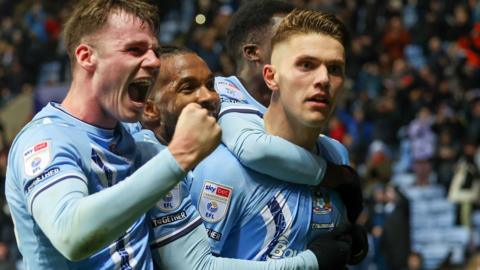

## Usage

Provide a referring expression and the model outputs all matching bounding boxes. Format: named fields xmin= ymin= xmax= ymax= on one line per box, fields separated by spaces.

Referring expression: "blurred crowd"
xmin=1 ymin=0 xmax=480 ymax=269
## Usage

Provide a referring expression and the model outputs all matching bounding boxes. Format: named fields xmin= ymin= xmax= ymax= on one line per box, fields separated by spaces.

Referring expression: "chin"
xmin=303 ymin=118 xmax=327 ymax=128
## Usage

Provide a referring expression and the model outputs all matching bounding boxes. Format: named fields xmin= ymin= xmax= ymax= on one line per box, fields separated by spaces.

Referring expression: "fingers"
xmin=168 ymin=104 xmax=221 ymax=171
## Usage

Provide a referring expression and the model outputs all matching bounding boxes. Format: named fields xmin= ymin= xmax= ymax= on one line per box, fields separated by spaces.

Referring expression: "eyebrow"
xmin=295 ymin=55 xmax=345 ymax=66
xmin=124 ymin=40 xmax=159 ymax=51
xmin=177 ymin=74 xmax=214 ymax=84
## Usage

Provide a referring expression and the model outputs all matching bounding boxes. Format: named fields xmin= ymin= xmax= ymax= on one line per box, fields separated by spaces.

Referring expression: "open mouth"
xmin=128 ymin=78 xmax=153 ymax=103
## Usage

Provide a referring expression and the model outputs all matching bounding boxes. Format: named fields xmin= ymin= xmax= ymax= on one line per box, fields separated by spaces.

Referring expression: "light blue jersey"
xmin=133 ymin=129 xmax=320 ymax=270
xmin=6 ymin=103 xmax=154 ymax=270
xmin=133 ymin=129 xmax=203 ymax=250
xmin=190 ymin=138 xmax=348 ymax=260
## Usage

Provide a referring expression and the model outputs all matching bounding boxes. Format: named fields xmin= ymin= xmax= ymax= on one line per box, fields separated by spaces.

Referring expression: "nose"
xmin=142 ymin=49 xmax=161 ymax=73
xmin=314 ymin=64 xmax=330 ymax=89
xmin=197 ymin=86 xmax=220 ymax=111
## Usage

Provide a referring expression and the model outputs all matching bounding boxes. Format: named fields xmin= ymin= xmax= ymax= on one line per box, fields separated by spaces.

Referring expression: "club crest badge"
xmin=157 ymin=183 xmax=181 ymax=212
xmin=23 ymin=141 xmax=51 ymax=177
xmin=199 ymin=180 xmax=232 ymax=223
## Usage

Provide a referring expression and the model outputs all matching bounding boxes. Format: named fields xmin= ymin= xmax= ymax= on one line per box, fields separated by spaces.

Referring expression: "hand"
xmin=317 ymin=163 xmax=364 ymax=223
xmin=168 ymin=103 xmax=221 ymax=171
xmin=348 ymin=225 xmax=369 ymax=265
xmin=321 ymin=163 xmax=359 ymax=189
xmin=307 ymin=224 xmax=352 ymax=270
xmin=332 ymin=164 xmax=364 ymax=223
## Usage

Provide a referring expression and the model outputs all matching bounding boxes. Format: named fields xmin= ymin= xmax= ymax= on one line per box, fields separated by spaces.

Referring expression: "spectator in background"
xmin=380 ymin=184 xmax=411 ymax=270
xmin=467 ymin=98 xmax=480 ymax=145
xmin=382 ymin=16 xmax=411 ymax=61
xmin=405 ymin=251 xmax=424 ymax=270
xmin=408 ymin=106 xmax=437 ymax=186
xmin=448 ymin=139 xmax=480 ymax=228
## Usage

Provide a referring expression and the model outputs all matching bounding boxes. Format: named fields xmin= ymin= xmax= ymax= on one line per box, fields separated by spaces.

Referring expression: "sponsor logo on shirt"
xmin=157 ymin=183 xmax=181 ymax=212
xmin=23 ymin=141 xmax=51 ymax=177
xmin=199 ymin=181 xmax=232 ymax=223
xmin=269 ymin=236 xmax=300 ymax=259
xmin=24 ymin=167 xmax=60 ymax=194
xmin=217 ymin=80 xmax=245 ymax=101
xmin=150 ymin=211 xmax=187 ymax=227
xmin=311 ymin=222 xmax=335 ymax=229
xmin=206 ymin=228 xmax=222 ymax=241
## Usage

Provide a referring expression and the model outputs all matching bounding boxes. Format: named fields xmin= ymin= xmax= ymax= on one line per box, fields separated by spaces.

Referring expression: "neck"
xmin=61 ymin=77 xmax=117 ymax=129
xmin=237 ymin=67 xmax=271 ymax=107
xmin=264 ymin=103 xmax=321 ymax=151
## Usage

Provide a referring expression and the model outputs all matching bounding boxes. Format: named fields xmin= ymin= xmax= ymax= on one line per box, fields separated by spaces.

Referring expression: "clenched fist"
xmin=169 ymin=103 xmax=221 ymax=171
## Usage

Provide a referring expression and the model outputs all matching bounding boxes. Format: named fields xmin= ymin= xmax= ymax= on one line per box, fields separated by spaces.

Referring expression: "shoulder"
xmin=194 ymin=145 xmax=245 ymax=180
xmin=131 ymin=129 xmax=165 ymax=164
xmin=215 ymin=76 xmax=249 ymax=105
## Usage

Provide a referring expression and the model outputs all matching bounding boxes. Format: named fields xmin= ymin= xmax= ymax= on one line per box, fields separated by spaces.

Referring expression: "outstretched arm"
xmin=31 ymin=149 xmax=185 ymax=261
xmin=153 ymin=223 xmax=318 ymax=270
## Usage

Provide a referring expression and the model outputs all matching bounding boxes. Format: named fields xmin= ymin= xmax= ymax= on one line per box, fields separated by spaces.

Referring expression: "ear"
xmin=242 ymin=44 xmax=261 ymax=63
xmin=263 ymin=64 xmax=279 ymax=91
xmin=75 ymin=44 xmax=96 ymax=72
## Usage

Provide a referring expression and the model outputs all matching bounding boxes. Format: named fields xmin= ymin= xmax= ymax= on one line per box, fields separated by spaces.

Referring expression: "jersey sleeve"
xmin=152 ymin=223 xmax=319 ymax=270
xmin=218 ymin=105 xmax=326 ymax=186
xmin=189 ymin=147 xmax=246 ymax=255
xmin=10 ymin=128 xmax=88 ymax=216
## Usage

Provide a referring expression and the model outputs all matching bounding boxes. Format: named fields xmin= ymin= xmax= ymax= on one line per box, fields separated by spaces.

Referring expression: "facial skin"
xmin=263 ymin=33 xmax=345 ymax=149
xmin=143 ymin=53 xmax=220 ymax=144
xmin=65 ymin=10 xmax=160 ymax=128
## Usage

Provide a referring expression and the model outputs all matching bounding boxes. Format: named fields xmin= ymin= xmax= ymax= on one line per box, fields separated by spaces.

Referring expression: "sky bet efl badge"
xmin=23 ymin=141 xmax=51 ymax=177
xmin=157 ymin=183 xmax=181 ymax=212
xmin=199 ymin=181 xmax=232 ymax=223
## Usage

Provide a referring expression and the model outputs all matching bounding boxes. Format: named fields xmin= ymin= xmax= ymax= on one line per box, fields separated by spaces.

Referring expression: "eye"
xmin=126 ymin=46 xmax=144 ymax=56
xmin=298 ymin=60 xmax=315 ymax=71
xmin=179 ymin=84 xmax=196 ymax=94
xmin=328 ymin=64 xmax=344 ymax=76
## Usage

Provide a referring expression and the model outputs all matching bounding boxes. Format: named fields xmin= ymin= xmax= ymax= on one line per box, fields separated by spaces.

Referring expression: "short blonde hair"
xmin=271 ymin=9 xmax=349 ymax=50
